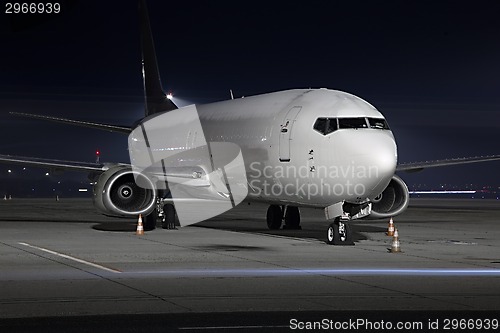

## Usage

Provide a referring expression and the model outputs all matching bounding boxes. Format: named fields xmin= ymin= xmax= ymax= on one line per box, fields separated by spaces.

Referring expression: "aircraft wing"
xmin=397 ymin=155 xmax=500 ymax=173
xmin=0 ymin=154 xmax=107 ymax=172
xmin=0 ymin=154 xmax=207 ymax=183
xmin=10 ymin=112 xmax=132 ymax=134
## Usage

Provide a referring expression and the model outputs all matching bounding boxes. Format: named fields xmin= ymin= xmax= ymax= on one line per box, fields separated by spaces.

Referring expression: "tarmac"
xmin=0 ymin=197 xmax=499 ymax=331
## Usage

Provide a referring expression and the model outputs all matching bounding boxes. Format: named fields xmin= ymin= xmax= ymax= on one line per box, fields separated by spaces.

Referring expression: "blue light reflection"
xmin=127 ymin=268 xmax=500 ymax=277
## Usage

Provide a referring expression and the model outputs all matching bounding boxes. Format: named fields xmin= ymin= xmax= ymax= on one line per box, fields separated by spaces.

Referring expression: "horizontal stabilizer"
xmin=397 ymin=155 xmax=500 ymax=173
xmin=10 ymin=112 xmax=132 ymax=134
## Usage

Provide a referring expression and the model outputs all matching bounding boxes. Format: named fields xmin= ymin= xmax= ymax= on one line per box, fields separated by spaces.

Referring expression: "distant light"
xmin=96 ymin=150 xmax=100 ymax=156
xmin=45 ymin=172 xmax=49 ymax=176
xmin=166 ymin=93 xmax=173 ymax=100
xmin=7 ymin=170 xmax=12 ymax=173
xmin=23 ymin=168 xmax=26 ymax=171
xmin=78 ymin=188 xmax=88 ymax=192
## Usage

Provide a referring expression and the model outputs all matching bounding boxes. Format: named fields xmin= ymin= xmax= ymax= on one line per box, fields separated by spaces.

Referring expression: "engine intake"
xmin=93 ymin=166 xmax=156 ymax=217
xmin=369 ymin=175 xmax=409 ymax=218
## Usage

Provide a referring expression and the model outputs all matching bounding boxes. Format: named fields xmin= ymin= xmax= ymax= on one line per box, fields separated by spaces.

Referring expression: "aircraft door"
xmin=279 ymin=106 xmax=302 ymax=162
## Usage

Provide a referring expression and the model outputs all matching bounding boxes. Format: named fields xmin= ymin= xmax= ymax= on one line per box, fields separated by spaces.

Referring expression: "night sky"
xmin=1 ymin=0 xmax=500 ymax=195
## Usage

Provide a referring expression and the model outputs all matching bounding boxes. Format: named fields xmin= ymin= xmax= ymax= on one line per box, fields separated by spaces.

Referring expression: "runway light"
xmin=45 ymin=172 xmax=49 ymax=176
xmin=7 ymin=169 xmax=12 ymax=173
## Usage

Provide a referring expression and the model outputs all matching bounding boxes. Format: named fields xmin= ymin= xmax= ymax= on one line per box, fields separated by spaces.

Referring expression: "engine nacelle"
xmin=93 ymin=165 xmax=156 ymax=217
xmin=369 ymin=175 xmax=409 ymax=219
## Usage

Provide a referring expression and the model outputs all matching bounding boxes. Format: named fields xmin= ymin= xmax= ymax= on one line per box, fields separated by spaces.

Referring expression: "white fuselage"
xmin=194 ymin=88 xmax=397 ymax=208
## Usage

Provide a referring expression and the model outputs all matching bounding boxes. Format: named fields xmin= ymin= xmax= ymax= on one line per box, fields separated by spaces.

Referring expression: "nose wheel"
xmin=326 ymin=217 xmax=354 ymax=245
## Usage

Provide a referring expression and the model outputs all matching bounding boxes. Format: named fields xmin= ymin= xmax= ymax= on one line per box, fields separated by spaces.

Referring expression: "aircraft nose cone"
xmin=356 ymin=132 xmax=397 ymax=192
xmin=367 ymin=135 xmax=397 ymax=177
xmin=334 ymin=131 xmax=397 ymax=197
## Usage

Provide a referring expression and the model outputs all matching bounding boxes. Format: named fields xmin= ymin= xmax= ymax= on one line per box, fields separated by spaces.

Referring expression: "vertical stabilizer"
xmin=139 ymin=0 xmax=177 ymax=116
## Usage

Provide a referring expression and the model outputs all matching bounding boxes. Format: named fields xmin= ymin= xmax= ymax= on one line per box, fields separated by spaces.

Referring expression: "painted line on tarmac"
xmin=18 ymin=242 xmax=121 ymax=274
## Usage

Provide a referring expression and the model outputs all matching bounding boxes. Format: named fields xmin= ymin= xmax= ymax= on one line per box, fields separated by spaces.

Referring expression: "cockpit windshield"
xmin=338 ymin=118 xmax=368 ymax=129
xmin=313 ymin=117 xmax=390 ymax=135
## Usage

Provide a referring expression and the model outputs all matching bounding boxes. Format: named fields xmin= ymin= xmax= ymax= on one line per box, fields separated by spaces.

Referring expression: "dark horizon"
xmin=1 ymin=0 xmax=500 ymax=187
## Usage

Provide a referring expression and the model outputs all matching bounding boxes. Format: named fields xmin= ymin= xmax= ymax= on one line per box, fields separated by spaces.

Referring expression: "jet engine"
xmin=369 ymin=175 xmax=409 ymax=218
xmin=92 ymin=165 xmax=156 ymax=217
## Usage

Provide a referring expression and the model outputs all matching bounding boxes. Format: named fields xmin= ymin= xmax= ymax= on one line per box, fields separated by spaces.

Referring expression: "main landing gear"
xmin=162 ymin=203 xmax=177 ymax=229
xmin=143 ymin=208 xmax=158 ymax=231
xmin=266 ymin=205 xmax=301 ymax=230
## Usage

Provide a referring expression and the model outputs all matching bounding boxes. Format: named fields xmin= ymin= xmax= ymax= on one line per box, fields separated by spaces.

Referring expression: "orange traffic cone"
xmin=3 ymin=195 xmax=6 ymax=200
xmin=387 ymin=217 xmax=395 ymax=236
xmin=8 ymin=195 xmax=12 ymax=200
xmin=390 ymin=229 xmax=401 ymax=253
xmin=136 ymin=214 xmax=144 ymax=235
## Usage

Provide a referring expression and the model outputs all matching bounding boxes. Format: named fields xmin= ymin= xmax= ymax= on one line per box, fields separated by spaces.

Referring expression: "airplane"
xmin=1 ymin=1 xmax=499 ymax=245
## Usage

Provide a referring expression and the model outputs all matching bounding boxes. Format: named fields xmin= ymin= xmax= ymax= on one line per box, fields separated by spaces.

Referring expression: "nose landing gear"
xmin=326 ymin=217 xmax=354 ymax=245
xmin=266 ymin=204 xmax=354 ymax=245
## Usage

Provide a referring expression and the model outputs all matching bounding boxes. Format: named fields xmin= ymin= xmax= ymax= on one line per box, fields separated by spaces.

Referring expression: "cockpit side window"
xmin=314 ymin=118 xmax=338 ymax=135
xmin=313 ymin=118 xmax=328 ymax=135
xmin=338 ymin=117 xmax=368 ymax=129
xmin=368 ymin=118 xmax=390 ymax=130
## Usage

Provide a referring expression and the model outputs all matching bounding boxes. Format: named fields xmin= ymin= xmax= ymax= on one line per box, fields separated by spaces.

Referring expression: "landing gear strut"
xmin=326 ymin=217 xmax=354 ymax=245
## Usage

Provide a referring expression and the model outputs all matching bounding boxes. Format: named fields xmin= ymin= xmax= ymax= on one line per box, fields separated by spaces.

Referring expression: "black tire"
xmin=162 ymin=204 xmax=176 ymax=229
xmin=284 ymin=206 xmax=301 ymax=229
xmin=326 ymin=218 xmax=354 ymax=246
xmin=143 ymin=209 xmax=157 ymax=231
xmin=327 ymin=224 xmax=335 ymax=245
xmin=266 ymin=205 xmax=283 ymax=230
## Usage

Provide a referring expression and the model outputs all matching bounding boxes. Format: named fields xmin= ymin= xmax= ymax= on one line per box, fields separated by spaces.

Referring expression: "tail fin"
xmin=139 ymin=0 xmax=177 ymax=116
